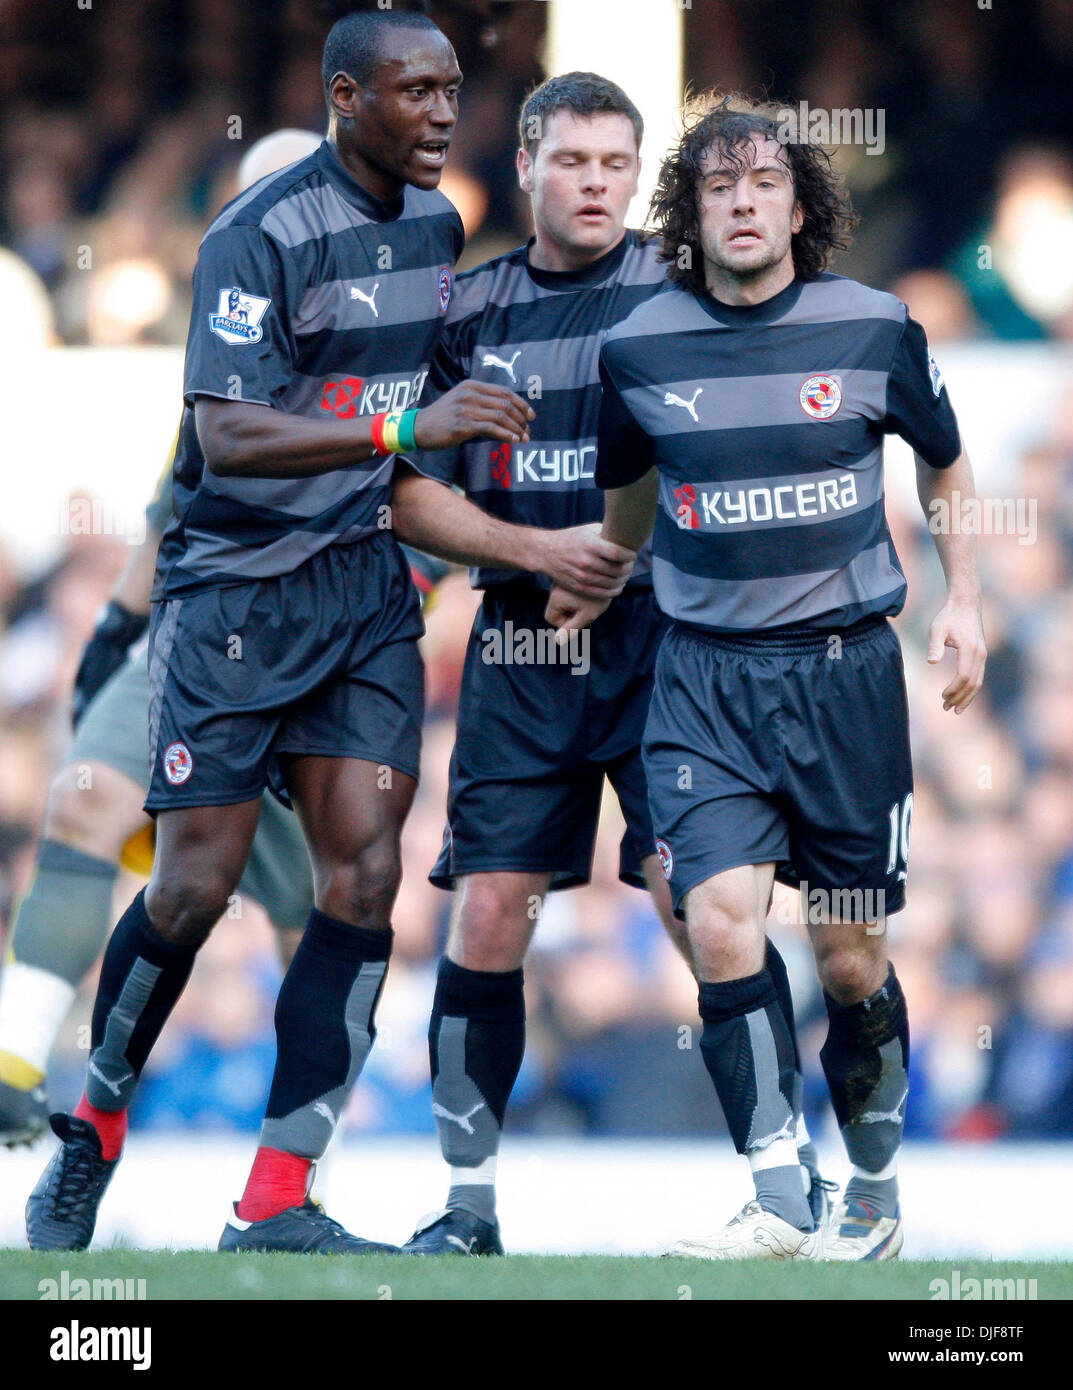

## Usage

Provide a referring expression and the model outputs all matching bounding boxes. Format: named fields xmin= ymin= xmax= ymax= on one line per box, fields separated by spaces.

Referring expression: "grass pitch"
xmin=1 ymin=1251 xmax=1069 ymax=1300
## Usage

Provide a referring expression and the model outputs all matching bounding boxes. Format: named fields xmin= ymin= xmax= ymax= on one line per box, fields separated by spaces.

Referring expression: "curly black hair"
xmin=650 ymin=93 xmax=857 ymax=290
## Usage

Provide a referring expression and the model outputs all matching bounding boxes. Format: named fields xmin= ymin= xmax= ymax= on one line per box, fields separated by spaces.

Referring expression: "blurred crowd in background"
xmin=0 ymin=0 xmax=1072 ymax=1146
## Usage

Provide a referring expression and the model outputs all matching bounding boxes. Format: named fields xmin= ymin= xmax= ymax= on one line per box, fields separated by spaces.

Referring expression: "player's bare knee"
xmin=145 ymin=869 xmax=236 ymax=945
xmin=449 ymin=876 xmax=534 ymax=970
xmin=815 ymin=941 xmax=885 ymax=1003
xmin=316 ymin=845 xmax=401 ymax=928
xmin=43 ymin=762 xmax=139 ymax=860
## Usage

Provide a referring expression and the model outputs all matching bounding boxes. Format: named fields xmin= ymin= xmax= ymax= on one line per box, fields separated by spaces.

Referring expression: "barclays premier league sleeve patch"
xmin=209 ymin=286 xmax=272 ymax=345
xmin=927 ymin=349 xmax=944 ymax=398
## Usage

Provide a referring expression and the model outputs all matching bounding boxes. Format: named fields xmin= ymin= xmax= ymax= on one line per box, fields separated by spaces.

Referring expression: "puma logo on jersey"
xmin=350 ymin=283 xmax=380 ymax=317
xmin=482 ymin=350 xmax=521 ymax=383
xmin=858 ymin=1089 xmax=908 ymax=1126
xmin=432 ymin=1101 xmax=486 ymax=1135
xmin=89 ymin=1061 xmax=132 ymax=1098
xmin=664 ymin=387 xmax=703 ymax=422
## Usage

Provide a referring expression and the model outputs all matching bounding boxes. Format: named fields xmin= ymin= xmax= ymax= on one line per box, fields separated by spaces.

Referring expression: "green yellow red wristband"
xmin=398 ymin=409 xmax=419 ymax=453
xmin=371 ymin=408 xmax=419 ymax=456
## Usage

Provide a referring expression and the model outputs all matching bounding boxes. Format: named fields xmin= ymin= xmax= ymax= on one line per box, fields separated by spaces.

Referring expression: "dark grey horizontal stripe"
xmin=646 ymin=416 xmax=884 ymax=484
xmin=658 ymin=449 xmax=883 ymax=534
xmin=297 ymin=316 xmax=444 ymax=380
xmin=623 ymin=369 xmax=889 ymax=436
xmin=295 ymin=264 xmax=454 ymax=336
xmin=653 ymin=500 xmax=887 ymax=581
xmin=475 ymin=282 xmax=663 ymax=356
xmin=452 ymin=233 xmax=665 ymax=318
xmin=601 ymin=316 xmax=902 ymax=382
xmin=175 ymin=472 xmax=391 ymax=550
xmin=200 ymin=454 xmax=395 ymax=519
xmin=651 ymin=540 xmax=905 ymax=631
xmin=168 ymin=510 xmax=391 ymax=588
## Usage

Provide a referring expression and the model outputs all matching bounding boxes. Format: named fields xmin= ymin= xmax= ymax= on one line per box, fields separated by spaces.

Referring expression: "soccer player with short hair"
xmin=389 ymin=74 xmax=830 ymax=1256
xmin=549 ymin=96 xmax=987 ymax=1260
xmin=0 ymin=133 xmax=326 ymax=1152
xmin=26 ymin=11 xmax=620 ymax=1256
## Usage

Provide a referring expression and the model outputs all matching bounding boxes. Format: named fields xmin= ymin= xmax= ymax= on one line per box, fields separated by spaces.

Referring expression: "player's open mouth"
xmin=728 ymin=229 xmax=762 ymax=246
xmin=415 ymin=141 xmax=450 ymax=167
xmin=577 ymin=204 xmax=609 ymax=221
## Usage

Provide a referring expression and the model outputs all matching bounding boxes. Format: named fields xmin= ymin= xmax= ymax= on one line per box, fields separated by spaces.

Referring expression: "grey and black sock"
xmin=260 ymin=909 xmax=391 ymax=1159
xmin=429 ymin=958 xmax=525 ymax=1225
xmin=86 ymin=888 xmax=198 ymax=1112
xmin=764 ymin=938 xmax=814 ymax=1193
xmin=820 ymin=963 xmax=909 ymax=1220
xmin=698 ymin=970 xmax=814 ymax=1233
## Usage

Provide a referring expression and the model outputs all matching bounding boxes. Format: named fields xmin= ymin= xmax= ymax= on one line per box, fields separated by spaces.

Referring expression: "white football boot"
xmin=823 ymin=1199 xmax=904 ymax=1261
xmin=666 ymin=1200 xmax=822 ymax=1261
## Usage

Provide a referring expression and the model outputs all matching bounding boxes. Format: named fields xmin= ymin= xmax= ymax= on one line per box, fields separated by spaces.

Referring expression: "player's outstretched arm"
xmin=916 ymin=449 xmax=987 ymax=714
xmin=391 ymin=464 xmax=635 ymax=599
xmin=546 ymin=468 xmax=659 ymax=637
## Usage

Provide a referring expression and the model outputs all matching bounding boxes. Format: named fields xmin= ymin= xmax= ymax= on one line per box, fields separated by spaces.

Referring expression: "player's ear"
xmin=517 ymin=145 xmax=534 ymax=194
xmin=631 ymin=155 xmax=641 ymax=201
xmin=328 ymin=72 xmax=359 ymax=121
xmin=791 ymin=199 xmax=805 ymax=235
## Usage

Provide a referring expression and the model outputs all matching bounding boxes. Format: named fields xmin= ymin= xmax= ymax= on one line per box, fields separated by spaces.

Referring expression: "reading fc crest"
xmin=799 ymin=374 xmax=843 ymax=419
xmin=163 ymin=742 xmax=193 ymax=785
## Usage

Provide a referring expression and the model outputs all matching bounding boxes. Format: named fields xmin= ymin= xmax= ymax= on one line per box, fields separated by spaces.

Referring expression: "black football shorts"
xmin=644 ymin=616 xmax=914 ymax=921
xmin=431 ymin=582 xmax=667 ymax=891
xmin=145 ymin=532 xmax=424 ymax=811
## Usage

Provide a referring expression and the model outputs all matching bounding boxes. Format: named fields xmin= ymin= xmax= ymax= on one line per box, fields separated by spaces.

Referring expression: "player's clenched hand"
xmin=538 ymin=524 xmax=635 ymax=599
xmin=927 ymin=598 xmax=987 ymax=713
xmin=545 ymin=583 xmax=612 ymax=644
xmin=413 ymin=381 xmax=534 ymax=449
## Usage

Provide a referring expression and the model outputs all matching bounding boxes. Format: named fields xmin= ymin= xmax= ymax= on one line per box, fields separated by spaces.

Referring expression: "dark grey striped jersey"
xmin=156 ymin=139 xmax=463 ymax=598
xmin=596 ymin=273 xmax=961 ymax=632
xmin=409 ymin=230 xmax=668 ymax=589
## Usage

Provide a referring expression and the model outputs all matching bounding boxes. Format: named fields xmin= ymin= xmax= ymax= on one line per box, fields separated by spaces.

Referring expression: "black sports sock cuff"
xmin=698 ymin=969 xmax=777 ymax=1024
xmin=435 ymin=957 xmax=525 ymax=1022
xmin=37 ymin=839 xmax=118 ymax=878
xmin=132 ymin=890 xmax=198 ymax=966
xmin=304 ymin=907 xmax=394 ymax=962
xmin=823 ymin=964 xmax=906 ymax=1038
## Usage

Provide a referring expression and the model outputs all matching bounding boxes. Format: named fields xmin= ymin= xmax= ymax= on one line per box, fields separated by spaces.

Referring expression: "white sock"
xmin=0 ymin=961 xmax=76 ymax=1077
xmin=852 ymin=1156 xmax=898 ymax=1183
xmin=450 ymin=1155 xmax=496 ymax=1188
xmin=748 ymin=1137 xmax=799 ymax=1173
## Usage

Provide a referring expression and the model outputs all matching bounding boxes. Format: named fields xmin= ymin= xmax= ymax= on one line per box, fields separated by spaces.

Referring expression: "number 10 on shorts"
xmin=885 ymin=792 xmax=913 ymax=880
